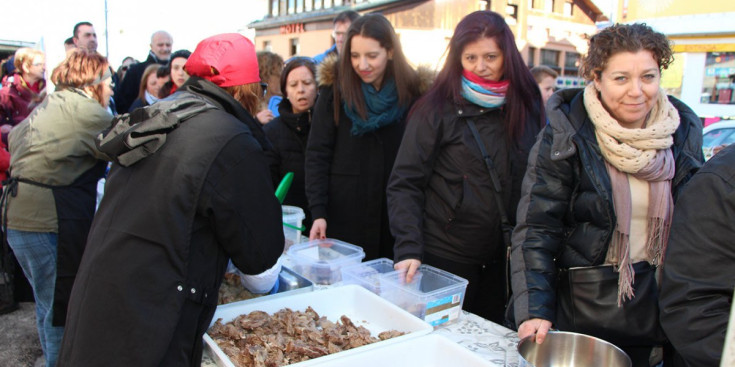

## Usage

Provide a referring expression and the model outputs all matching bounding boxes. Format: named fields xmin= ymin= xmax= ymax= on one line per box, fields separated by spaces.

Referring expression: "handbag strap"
xmin=465 ymin=118 xmax=513 ymax=302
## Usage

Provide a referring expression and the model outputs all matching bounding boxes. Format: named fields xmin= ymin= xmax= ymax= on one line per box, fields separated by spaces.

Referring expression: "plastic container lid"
xmin=286 ymin=238 xmax=366 ymax=285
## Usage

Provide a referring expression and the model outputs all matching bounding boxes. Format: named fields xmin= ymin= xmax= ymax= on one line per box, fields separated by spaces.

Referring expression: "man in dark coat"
xmin=57 ymin=33 xmax=283 ymax=367
xmin=659 ymin=144 xmax=735 ymax=367
xmin=115 ymin=30 xmax=173 ymax=114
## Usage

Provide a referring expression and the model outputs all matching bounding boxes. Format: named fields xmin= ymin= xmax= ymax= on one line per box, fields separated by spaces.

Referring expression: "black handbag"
xmin=556 ymin=261 xmax=667 ymax=347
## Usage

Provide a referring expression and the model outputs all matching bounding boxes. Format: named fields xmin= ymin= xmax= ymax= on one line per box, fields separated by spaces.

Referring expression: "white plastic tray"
xmin=204 ymin=284 xmax=433 ymax=367
xmin=312 ymin=334 xmax=494 ymax=367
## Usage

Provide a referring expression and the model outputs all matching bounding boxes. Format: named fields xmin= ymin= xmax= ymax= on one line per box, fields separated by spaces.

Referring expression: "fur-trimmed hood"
xmin=316 ymin=52 xmax=435 ymax=94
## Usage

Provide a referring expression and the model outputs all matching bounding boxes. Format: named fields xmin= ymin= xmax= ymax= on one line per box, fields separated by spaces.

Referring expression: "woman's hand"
xmin=518 ymin=318 xmax=553 ymax=344
xmin=309 ymin=218 xmax=327 ymax=240
xmin=394 ymin=259 xmax=422 ymax=283
xmin=256 ymin=109 xmax=274 ymax=124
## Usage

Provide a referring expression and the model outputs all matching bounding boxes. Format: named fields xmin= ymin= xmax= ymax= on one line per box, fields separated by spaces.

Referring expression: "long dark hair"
xmin=337 ymin=13 xmax=419 ymax=122
xmin=411 ymin=11 xmax=543 ymax=143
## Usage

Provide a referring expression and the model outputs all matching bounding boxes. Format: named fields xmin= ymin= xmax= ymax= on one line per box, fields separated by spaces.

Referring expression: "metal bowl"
xmin=517 ymin=331 xmax=631 ymax=367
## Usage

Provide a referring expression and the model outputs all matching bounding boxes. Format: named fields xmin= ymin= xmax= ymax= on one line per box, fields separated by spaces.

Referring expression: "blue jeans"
xmin=6 ymin=229 xmax=64 ymax=367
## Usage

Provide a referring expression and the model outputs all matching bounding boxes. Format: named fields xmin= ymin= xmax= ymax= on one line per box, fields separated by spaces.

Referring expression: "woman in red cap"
xmin=306 ymin=13 xmax=432 ymax=260
xmin=57 ymin=33 xmax=284 ymax=366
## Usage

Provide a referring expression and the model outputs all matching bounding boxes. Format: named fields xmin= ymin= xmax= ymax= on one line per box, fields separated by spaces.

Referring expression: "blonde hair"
xmin=14 ymin=48 xmax=45 ymax=75
xmin=51 ymin=49 xmax=110 ymax=105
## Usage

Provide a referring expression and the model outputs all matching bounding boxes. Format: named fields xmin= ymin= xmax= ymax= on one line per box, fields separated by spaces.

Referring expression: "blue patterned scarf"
xmin=344 ymin=77 xmax=407 ymax=136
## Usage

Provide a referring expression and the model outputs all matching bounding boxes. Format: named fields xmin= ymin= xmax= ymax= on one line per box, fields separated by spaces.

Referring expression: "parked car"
xmin=702 ymin=121 xmax=735 ymax=160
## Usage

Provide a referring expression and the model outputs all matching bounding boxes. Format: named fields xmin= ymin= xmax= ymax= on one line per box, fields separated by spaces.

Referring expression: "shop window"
xmin=563 ymin=1 xmax=573 ymax=16
xmin=263 ymin=41 xmax=272 ymax=52
xmin=564 ymin=51 xmax=580 ymax=77
xmin=541 ymin=48 xmax=560 ymax=69
xmin=290 ymin=38 xmax=300 ymax=56
xmin=544 ymin=0 xmax=555 ymax=13
xmin=479 ymin=0 xmax=491 ymax=10
xmin=506 ymin=3 xmax=518 ymax=23
xmin=528 ymin=46 xmax=537 ymax=67
xmin=701 ymin=52 xmax=735 ymax=105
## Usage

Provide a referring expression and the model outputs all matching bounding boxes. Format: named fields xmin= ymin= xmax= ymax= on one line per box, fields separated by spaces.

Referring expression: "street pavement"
xmin=0 ymin=302 xmax=44 ymax=367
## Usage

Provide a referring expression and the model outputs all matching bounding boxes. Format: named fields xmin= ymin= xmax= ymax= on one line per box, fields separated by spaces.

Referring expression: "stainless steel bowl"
xmin=517 ymin=331 xmax=632 ymax=367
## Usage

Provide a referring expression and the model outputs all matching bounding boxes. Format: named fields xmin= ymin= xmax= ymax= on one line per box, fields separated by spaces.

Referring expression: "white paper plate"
xmin=204 ymin=284 xmax=433 ymax=367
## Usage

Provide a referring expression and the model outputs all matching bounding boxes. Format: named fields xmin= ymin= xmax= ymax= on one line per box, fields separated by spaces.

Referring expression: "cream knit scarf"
xmin=584 ymin=84 xmax=679 ymax=305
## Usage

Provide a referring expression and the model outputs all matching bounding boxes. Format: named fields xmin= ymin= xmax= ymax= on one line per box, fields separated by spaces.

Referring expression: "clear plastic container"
xmin=282 ymin=205 xmax=305 ymax=251
xmin=286 ymin=238 xmax=365 ymax=285
xmin=340 ymin=258 xmax=394 ymax=294
xmin=381 ymin=264 xmax=469 ymax=327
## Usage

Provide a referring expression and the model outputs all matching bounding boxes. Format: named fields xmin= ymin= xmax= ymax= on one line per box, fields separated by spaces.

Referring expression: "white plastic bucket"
xmin=282 ymin=205 xmax=305 ymax=251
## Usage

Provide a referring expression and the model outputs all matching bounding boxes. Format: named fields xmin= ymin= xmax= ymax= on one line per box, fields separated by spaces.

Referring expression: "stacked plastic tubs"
xmin=340 ymin=258 xmax=469 ymax=327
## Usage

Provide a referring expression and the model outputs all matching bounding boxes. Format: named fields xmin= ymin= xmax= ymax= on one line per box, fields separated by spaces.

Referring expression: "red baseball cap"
xmin=184 ymin=33 xmax=260 ymax=87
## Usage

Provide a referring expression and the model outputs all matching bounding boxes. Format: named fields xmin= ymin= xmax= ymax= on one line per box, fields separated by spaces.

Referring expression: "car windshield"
xmin=703 ymin=128 xmax=735 ymax=147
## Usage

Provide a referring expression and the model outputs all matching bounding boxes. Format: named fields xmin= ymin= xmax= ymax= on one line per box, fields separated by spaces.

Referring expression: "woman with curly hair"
xmin=1 ymin=49 xmax=113 ymax=367
xmin=510 ymin=23 xmax=704 ymax=366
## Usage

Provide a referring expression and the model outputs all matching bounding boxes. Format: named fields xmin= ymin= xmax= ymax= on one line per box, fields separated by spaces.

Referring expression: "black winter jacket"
xmin=388 ymin=102 xmax=542 ymax=264
xmin=305 ymin=80 xmax=407 ymax=260
xmin=264 ymin=98 xmax=312 ymax=227
xmin=510 ymin=88 xmax=704 ymax=327
xmin=115 ymin=52 xmax=167 ymax=114
xmin=58 ymin=77 xmax=284 ymax=366
xmin=660 ymin=144 xmax=735 ymax=367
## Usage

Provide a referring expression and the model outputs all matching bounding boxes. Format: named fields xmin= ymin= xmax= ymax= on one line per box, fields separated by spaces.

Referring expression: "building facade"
xmin=248 ymin=0 xmax=603 ymax=89
xmin=614 ymin=0 xmax=735 ymax=121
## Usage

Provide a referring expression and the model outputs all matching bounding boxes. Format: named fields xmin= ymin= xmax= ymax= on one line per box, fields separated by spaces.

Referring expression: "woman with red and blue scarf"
xmin=387 ymin=11 xmax=545 ymax=324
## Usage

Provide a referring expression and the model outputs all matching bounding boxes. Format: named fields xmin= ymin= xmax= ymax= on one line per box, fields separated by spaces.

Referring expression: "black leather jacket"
xmin=510 ymin=88 xmax=704 ymax=326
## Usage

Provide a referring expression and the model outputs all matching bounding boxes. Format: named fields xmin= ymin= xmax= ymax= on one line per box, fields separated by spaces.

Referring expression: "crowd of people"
xmin=0 ymin=9 xmax=732 ymax=367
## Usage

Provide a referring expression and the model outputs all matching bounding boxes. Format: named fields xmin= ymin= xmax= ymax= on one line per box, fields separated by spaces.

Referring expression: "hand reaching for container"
xmin=309 ymin=218 xmax=327 ymax=240
xmin=394 ymin=259 xmax=421 ymax=283
xmin=518 ymin=318 xmax=553 ymax=344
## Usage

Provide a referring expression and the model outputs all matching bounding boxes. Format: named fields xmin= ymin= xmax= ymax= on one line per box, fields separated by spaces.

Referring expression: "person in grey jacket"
xmin=510 ymin=24 xmax=703 ymax=366
xmin=2 ymin=49 xmax=114 ymax=367
xmin=659 ymin=144 xmax=735 ymax=367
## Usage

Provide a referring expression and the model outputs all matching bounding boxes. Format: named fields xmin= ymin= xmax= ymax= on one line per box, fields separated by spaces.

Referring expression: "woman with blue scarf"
xmin=305 ymin=14 xmax=430 ymax=260
xmin=386 ymin=11 xmax=545 ymax=324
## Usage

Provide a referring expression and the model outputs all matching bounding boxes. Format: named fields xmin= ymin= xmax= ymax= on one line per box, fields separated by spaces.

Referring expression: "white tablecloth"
xmin=434 ymin=311 xmax=520 ymax=366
